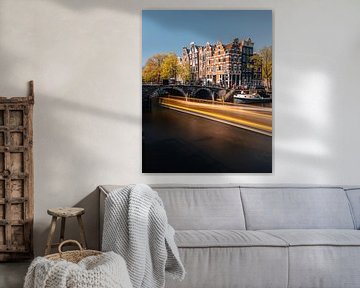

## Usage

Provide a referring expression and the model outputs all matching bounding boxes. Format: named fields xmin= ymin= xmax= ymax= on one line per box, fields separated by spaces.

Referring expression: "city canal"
xmin=142 ymin=103 xmax=272 ymax=173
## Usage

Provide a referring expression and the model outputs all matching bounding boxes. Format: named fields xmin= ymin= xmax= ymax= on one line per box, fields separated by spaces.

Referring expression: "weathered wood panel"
xmin=0 ymin=81 xmax=34 ymax=261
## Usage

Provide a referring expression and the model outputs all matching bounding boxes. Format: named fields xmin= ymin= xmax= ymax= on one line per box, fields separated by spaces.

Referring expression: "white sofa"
xmin=99 ymin=185 xmax=360 ymax=288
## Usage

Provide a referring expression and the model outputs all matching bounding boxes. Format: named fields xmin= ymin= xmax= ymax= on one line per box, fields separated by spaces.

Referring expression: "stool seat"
xmin=47 ymin=207 xmax=85 ymax=217
xmin=45 ymin=207 xmax=87 ymax=255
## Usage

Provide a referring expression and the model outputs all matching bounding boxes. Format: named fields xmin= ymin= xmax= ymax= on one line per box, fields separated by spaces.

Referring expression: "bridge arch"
xmin=145 ymin=86 xmax=187 ymax=112
xmin=156 ymin=86 xmax=187 ymax=98
xmin=193 ymin=88 xmax=214 ymax=101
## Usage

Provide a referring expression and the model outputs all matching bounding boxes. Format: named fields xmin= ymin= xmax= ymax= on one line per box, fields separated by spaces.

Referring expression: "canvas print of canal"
xmin=142 ymin=10 xmax=272 ymax=173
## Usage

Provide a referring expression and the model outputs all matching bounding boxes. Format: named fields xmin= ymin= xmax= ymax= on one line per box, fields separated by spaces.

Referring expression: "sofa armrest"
xmin=98 ymin=186 xmax=109 ymax=250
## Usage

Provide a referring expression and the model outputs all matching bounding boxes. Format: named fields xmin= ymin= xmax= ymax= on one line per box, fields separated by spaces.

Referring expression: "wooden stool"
xmin=45 ymin=207 xmax=87 ymax=255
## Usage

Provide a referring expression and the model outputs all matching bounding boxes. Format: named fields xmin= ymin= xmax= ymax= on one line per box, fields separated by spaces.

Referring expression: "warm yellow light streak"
xmin=163 ymin=97 xmax=272 ymax=119
xmin=161 ymin=102 xmax=272 ymax=133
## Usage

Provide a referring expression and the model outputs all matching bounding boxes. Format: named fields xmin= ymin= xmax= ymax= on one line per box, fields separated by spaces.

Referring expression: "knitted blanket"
xmin=102 ymin=184 xmax=185 ymax=288
xmin=24 ymin=251 xmax=132 ymax=288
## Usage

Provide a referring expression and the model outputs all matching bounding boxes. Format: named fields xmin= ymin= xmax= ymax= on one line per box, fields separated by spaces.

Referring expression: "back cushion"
xmin=241 ymin=187 xmax=355 ymax=230
xmin=345 ymin=188 xmax=360 ymax=229
xmin=153 ymin=186 xmax=246 ymax=230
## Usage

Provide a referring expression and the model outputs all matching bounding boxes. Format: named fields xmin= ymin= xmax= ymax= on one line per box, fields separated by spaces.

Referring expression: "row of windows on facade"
xmin=192 ymin=65 xmax=243 ymax=72
xmin=187 ymin=43 xmax=253 ymax=56
xmin=188 ymin=54 xmax=252 ymax=63
xmin=190 ymin=55 xmax=251 ymax=65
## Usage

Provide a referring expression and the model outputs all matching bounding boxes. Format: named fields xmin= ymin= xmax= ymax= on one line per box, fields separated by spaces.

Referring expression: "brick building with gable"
xmin=179 ymin=38 xmax=262 ymax=88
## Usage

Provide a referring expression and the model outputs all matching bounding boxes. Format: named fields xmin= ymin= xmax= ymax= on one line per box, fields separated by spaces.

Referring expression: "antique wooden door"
xmin=0 ymin=82 xmax=34 ymax=261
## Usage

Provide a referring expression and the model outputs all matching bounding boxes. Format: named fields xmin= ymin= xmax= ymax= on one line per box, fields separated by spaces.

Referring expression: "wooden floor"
xmin=0 ymin=261 xmax=30 ymax=288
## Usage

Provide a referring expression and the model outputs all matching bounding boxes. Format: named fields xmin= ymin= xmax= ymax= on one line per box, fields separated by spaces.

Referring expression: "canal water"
xmin=142 ymin=105 xmax=272 ymax=173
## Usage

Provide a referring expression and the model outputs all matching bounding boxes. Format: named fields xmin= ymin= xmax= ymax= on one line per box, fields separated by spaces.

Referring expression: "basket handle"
xmin=58 ymin=240 xmax=83 ymax=255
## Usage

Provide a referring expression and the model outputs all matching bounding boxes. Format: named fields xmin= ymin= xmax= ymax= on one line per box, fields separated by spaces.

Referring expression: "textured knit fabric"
xmin=23 ymin=251 xmax=132 ymax=288
xmin=102 ymin=184 xmax=185 ymax=288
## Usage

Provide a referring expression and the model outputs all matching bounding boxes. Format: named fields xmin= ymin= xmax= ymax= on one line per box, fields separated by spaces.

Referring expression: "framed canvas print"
xmin=142 ymin=10 xmax=272 ymax=173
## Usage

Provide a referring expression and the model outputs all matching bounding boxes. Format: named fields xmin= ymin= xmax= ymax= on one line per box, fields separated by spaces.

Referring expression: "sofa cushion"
xmin=154 ymin=186 xmax=246 ymax=230
xmin=175 ymin=230 xmax=288 ymax=248
xmin=165 ymin=247 xmax=288 ymax=288
xmin=241 ymin=187 xmax=355 ymax=230
xmin=288 ymin=246 xmax=360 ymax=288
xmin=261 ymin=230 xmax=360 ymax=288
xmin=345 ymin=188 xmax=360 ymax=229
xmin=261 ymin=229 xmax=360 ymax=246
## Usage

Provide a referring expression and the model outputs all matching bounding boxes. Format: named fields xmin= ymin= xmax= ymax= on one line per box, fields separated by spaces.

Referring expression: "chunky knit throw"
xmin=102 ymin=184 xmax=185 ymax=288
xmin=24 ymin=251 xmax=132 ymax=288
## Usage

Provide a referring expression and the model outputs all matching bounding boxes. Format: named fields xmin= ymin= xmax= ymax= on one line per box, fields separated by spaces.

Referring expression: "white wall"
xmin=0 ymin=0 xmax=359 ymax=255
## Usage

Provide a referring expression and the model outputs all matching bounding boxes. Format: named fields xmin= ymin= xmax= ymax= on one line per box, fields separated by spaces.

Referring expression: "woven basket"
xmin=45 ymin=240 xmax=102 ymax=263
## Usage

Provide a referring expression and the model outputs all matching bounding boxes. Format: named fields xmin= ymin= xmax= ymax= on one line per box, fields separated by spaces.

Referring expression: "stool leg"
xmin=77 ymin=215 xmax=87 ymax=249
xmin=45 ymin=216 xmax=57 ymax=255
xmin=60 ymin=217 xmax=66 ymax=243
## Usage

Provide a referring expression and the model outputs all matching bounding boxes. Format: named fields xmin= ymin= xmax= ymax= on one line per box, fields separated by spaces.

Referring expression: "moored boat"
xmin=233 ymin=91 xmax=272 ymax=103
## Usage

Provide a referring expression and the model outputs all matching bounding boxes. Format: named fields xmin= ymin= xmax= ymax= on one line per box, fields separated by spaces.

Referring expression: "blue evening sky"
xmin=142 ymin=10 xmax=272 ymax=66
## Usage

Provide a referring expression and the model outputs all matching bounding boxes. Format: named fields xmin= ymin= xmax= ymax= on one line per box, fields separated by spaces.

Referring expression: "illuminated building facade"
xmin=180 ymin=38 xmax=261 ymax=88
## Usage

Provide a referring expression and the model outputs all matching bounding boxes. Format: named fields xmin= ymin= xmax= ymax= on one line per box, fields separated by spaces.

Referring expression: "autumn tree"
xmin=160 ymin=53 xmax=179 ymax=80
xmin=143 ymin=52 xmax=193 ymax=84
xmin=178 ymin=61 xmax=191 ymax=84
xmin=261 ymin=46 xmax=272 ymax=89
xmin=250 ymin=54 xmax=262 ymax=71
xmin=251 ymin=46 xmax=272 ymax=89
xmin=142 ymin=53 xmax=167 ymax=83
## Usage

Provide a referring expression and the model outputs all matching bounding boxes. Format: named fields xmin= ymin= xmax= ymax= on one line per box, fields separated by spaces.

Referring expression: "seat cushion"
xmin=261 ymin=229 xmax=360 ymax=246
xmin=175 ymin=230 xmax=288 ymax=247
xmin=287 ymin=246 xmax=360 ymax=288
xmin=170 ymin=229 xmax=289 ymax=288
xmin=261 ymin=230 xmax=360 ymax=288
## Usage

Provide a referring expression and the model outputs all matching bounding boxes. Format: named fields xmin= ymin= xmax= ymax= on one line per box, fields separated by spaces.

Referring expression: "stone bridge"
xmin=142 ymin=84 xmax=237 ymax=112
xmin=143 ymin=84 xmax=230 ymax=101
